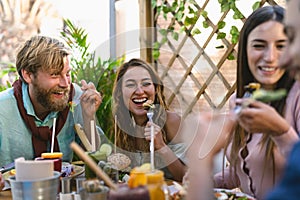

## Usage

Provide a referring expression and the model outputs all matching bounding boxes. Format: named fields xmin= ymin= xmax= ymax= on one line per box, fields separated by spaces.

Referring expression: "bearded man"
xmin=0 ymin=35 xmax=103 ymax=171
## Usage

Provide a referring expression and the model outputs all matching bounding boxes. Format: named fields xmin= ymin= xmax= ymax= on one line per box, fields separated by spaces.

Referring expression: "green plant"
xmin=0 ymin=62 xmax=17 ymax=92
xmin=60 ymin=19 xmax=124 ymax=139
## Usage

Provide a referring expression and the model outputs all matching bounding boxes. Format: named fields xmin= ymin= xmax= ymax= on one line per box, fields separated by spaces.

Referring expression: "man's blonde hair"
xmin=16 ymin=35 xmax=71 ymax=81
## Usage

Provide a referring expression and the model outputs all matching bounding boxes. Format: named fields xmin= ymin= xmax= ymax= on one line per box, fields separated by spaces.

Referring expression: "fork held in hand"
xmin=147 ymin=109 xmax=155 ymax=172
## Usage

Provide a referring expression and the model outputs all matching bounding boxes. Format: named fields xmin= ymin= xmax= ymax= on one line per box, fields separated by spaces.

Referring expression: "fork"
xmin=146 ymin=108 xmax=155 ymax=172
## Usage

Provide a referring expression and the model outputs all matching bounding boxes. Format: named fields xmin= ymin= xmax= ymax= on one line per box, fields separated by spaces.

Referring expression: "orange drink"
xmin=128 ymin=168 xmax=147 ymax=188
xmin=146 ymin=170 xmax=167 ymax=200
xmin=128 ymin=164 xmax=168 ymax=200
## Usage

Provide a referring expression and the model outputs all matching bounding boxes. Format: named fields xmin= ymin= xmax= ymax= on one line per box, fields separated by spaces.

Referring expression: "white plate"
xmin=214 ymin=188 xmax=256 ymax=200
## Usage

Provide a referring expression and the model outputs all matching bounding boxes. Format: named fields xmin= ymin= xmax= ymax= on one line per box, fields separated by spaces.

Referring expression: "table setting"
xmin=0 ymin=99 xmax=263 ymax=200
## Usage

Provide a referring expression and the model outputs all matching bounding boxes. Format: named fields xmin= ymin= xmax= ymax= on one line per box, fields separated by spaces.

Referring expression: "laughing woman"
xmin=112 ymin=58 xmax=187 ymax=181
xmin=214 ymin=6 xmax=300 ymax=200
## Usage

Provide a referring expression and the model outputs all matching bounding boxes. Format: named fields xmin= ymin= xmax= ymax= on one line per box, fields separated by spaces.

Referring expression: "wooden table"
xmin=0 ymin=190 xmax=12 ymax=200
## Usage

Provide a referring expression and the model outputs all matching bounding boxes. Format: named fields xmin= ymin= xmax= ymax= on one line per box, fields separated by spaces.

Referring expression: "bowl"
xmin=8 ymin=171 xmax=60 ymax=200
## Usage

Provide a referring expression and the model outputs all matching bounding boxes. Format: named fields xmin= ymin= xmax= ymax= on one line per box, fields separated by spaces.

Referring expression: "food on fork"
xmin=245 ymin=82 xmax=261 ymax=91
xmin=143 ymin=100 xmax=155 ymax=110
xmin=234 ymin=82 xmax=287 ymax=115
xmin=252 ymin=88 xmax=287 ymax=103
xmin=242 ymin=82 xmax=287 ymax=103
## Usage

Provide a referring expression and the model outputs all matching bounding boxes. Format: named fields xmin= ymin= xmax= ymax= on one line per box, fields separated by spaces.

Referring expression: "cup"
xmin=146 ymin=170 xmax=168 ymax=200
xmin=35 ymin=152 xmax=63 ymax=172
xmin=128 ymin=169 xmax=167 ymax=200
xmin=79 ymin=179 xmax=109 ymax=200
xmin=9 ymin=171 xmax=60 ymax=200
xmin=76 ymin=177 xmax=87 ymax=193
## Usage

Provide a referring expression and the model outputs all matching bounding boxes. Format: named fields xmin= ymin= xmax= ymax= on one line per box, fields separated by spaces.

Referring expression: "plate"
xmin=62 ymin=162 xmax=84 ymax=178
xmin=214 ymin=188 xmax=255 ymax=200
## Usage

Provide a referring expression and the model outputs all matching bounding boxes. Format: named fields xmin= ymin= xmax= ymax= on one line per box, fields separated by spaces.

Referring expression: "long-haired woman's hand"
xmin=144 ymin=121 xmax=166 ymax=150
xmin=237 ymin=99 xmax=290 ymax=136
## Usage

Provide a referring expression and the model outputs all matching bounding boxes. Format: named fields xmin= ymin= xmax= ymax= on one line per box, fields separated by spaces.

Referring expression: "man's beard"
xmin=32 ymin=82 xmax=70 ymax=112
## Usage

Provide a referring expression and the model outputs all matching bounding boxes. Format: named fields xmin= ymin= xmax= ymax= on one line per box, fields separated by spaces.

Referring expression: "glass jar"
xmin=146 ymin=170 xmax=169 ymax=200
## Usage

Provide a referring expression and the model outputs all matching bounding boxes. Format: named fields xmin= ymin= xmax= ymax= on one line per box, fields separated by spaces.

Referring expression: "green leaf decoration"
xmin=218 ymin=21 xmax=226 ymax=29
xmin=227 ymin=53 xmax=235 ymax=60
xmin=175 ymin=11 xmax=183 ymax=21
xmin=200 ymin=10 xmax=208 ymax=18
xmin=252 ymin=2 xmax=260 ymax=11
xmin=217 ymin=32 xmax=226 ymax=39
xmin=152 ymin=49 xmax=160 ymax=60
xmin=191 ymin=28 xmax=201 ymax=35
xmin=203 ymin=21 xmax=209 ymax=28
xmin=172 ymin=32 xmax=179 ymax=41
xmin=159 ymin=29 xmax=168 ymax=36
xmin=184 ymin=16 xmax=198 ymax=26
xmin=179 ymin=26 xmax=186 ymax=33
xmin=153 ymin=41 xmax=160 ymax=49
xmin=161 ymin=36 xmax=168 ymax=45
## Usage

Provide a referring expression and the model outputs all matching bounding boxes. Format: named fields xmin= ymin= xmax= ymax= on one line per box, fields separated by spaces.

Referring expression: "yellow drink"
xmin=128 ymin=170 xmax=147 ymax=188
xmin=128 ymin=168 xmax=168 ymax=200
xmin=146 ymin=170 xmax=167 ymax=200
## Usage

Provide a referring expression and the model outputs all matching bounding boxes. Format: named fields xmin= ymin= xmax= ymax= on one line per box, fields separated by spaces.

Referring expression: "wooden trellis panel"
xmin=152 ymin=0 xmax=285 ymax=118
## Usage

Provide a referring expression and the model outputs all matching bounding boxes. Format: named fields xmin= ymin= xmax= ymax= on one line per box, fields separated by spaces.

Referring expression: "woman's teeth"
xmin=260 ymin=67 xmax=276 ymax=72
xmin=133 ymin=98 xmax=147 ymax=103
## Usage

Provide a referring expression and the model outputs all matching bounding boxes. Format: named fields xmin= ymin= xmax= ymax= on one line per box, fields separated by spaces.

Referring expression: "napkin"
xmin=15 ymin=157 xmax=54 ymax=181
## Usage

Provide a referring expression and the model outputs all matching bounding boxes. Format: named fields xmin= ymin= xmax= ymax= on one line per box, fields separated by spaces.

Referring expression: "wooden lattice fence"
xmin=151 ymin=0 xmax=285 ymax=118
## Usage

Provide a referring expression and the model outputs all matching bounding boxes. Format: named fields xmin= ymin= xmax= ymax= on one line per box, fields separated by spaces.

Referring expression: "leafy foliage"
xmin=0 ymin=62 xmax=17 ymax=92
xmin=151 ymin=0 xmax=262 ymax=60
xmin=60 ymin=19 xmax=124 ymax=138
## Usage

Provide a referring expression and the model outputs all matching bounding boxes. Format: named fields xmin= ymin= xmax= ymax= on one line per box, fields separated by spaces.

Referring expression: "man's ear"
xmin=21 ymin=69 xmax=32 ymax=84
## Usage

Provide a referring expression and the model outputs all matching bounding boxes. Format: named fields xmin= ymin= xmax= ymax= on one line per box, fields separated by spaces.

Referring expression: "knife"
xmin=0 ymin=162 xmax=15 ymax=173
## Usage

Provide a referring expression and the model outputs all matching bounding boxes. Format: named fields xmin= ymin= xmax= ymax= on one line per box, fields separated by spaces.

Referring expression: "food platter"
xmin=167 ymin=183 xmax=256 ymax=200
xmin=214 ymin=188 xmax=256 ymax=200
xmin=61 ymin=162 xmax=84 ymax=178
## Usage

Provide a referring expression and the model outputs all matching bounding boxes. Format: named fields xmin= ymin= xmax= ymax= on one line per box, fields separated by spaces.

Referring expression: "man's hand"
xmin=79 ymin=80 xmax=102 ymax=149
xmin=80 ymin=80 xmax=102 ymax=119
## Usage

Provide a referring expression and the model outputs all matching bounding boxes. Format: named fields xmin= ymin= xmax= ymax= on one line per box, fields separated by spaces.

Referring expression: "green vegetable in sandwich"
xmin=252 ymin=88 xmax=287 ymax=103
